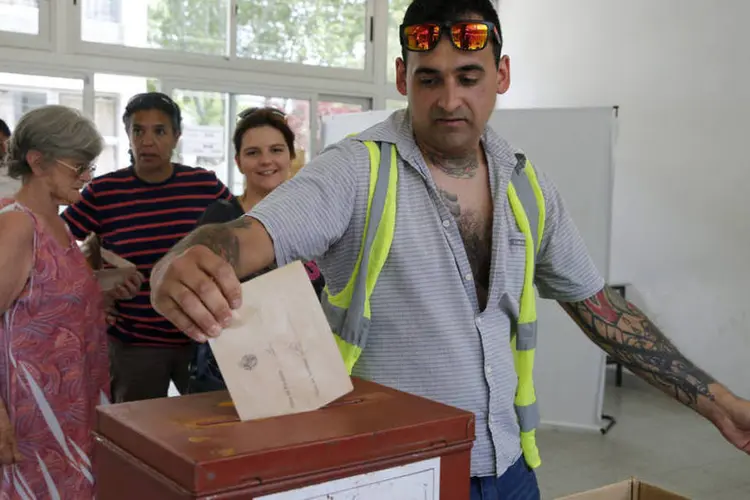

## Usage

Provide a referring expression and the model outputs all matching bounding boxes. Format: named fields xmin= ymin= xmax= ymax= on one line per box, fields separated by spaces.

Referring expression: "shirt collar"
xmin=355 ymin=108 xmax=521 ymax=181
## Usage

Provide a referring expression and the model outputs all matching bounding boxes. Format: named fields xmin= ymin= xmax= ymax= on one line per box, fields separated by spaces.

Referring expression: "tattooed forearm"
xmin=426 ymin=151 xmax=479 ymax=179
xmin=171 ymin=217 xmax=253 ymax=273
xmin=560 ymin=286 xmax=717 ymax=410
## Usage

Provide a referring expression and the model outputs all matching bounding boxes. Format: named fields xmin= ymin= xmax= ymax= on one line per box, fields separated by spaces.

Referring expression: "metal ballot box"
xmin=93 ymin=377 xmax=475 ymax=499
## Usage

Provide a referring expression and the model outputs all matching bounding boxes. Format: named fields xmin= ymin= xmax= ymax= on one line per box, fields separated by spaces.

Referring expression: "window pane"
xmin=0 ymin=72 xmax=83 ymax=129
xmin=173 ymin=89 xmax=229 ymax=185
xmin=316 ymin=100 xmax=366 ymax=156
xmin=236 ymin=0 xmax=367 ymax=69
xmin=387 ymin=0 xmax=411 ymax=82
xmin=81 ymin=0 xmax=229 ymax=56
xmin=95 ymin=73 xmax=159 ymax=175
xmin=0 ymin=0 xmax=39 ymax=35
xmin=232 ymin=95 xmax=310 ymax=194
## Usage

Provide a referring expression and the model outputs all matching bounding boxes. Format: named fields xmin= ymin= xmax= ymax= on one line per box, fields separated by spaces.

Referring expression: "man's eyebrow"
xmin=456 ymin=64 xmax=486 ymax=73
xmin=414 ymin=67 xmax=441 ymax=76
xmin=413 ymin=64 xmax=486 ymax=76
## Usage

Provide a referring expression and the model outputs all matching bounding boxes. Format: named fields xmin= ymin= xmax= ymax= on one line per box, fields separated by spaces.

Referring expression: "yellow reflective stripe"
xmin=334 ymin=334 xmax=362 ymax=375
xmin=511 ymin=343 xmax=537 ymax=407
xmin=325 ymin=141 xmax=381 ymax=311
xmin=363 ymin=144 xmax=398 ymax=319
xmin=520 ymin=430 xmax=542 ymax=468
xmin=523 ymin=159 xmax=546 ymax=253
xmin=507 ymin=182 xmax=536 ymax=324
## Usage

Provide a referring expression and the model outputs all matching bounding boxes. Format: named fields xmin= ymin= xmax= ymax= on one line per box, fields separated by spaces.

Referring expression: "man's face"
xmin=128 ymin=109 xmax=179 ymax=171
xmin=396 ymin=22 xmax=510 ymax=157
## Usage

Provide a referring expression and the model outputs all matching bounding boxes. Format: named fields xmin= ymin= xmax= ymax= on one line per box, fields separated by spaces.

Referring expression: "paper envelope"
xmin=208 ymin=260 xmax=354 ymax=421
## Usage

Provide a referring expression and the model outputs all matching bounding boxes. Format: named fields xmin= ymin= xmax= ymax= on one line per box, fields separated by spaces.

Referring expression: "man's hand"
xmin=150 ymin=245 xmax=242 ymax=342
xmin=708 ymin=389 xmax=750 ymax=453
xmin=103 ymin=270 xmax=144 ymax=325
xmin=560 ymin=285 xmax=750 ymax=455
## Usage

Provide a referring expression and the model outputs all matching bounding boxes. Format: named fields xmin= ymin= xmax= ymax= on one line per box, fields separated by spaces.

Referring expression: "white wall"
xmin=497 ymin=0 xmax=750 ymax=399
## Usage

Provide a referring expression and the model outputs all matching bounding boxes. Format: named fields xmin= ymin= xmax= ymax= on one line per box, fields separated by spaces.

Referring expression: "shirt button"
xmin=464 ymin=273 xmax=473 ymax=282
xmin=475 ymin=316 xmax=482 ymax=326
xmin=442 ymin=219 xmax=451 ymax=228
xmin=485 ymin=365 xmax=492 ymax=376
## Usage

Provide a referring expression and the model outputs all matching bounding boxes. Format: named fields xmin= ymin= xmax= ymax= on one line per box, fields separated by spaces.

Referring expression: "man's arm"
xmin=560 ymin=286 xmax=750 ymax=452
xmin=150 ymin=216 xmax=275 ymax=341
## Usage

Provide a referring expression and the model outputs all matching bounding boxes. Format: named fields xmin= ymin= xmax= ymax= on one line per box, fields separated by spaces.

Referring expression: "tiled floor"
xmin=536 ymin=368 xmax=750 ymax=499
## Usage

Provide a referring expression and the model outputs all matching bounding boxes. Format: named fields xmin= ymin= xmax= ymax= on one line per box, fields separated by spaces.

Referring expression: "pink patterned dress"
xmin=0 ymin=199 xmax=110 ymax=500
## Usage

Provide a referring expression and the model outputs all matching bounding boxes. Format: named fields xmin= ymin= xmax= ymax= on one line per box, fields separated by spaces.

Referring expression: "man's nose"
xmin=437 ymin=79 xmax=463 ymax=113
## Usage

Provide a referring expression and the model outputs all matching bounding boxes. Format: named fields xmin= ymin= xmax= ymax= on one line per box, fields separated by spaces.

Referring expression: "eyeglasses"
xmin=57 ymin=159 xmax=96 ymax=177
xmin=237 ymin=107 xmax=286 ymax=120
xmin=400 ymin=20 xmax=501 ymax=53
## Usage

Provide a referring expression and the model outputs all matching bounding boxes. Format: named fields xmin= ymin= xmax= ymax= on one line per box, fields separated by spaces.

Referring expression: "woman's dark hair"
xmin=233 ymin=108 xmax=296 ymax=160
xmin=122 ymin=92 xmax=182 ymax=135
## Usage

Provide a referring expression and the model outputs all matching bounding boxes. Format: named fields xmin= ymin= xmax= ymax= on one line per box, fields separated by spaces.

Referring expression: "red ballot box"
xmin=93 ymin=377 xmax=475 ymax=499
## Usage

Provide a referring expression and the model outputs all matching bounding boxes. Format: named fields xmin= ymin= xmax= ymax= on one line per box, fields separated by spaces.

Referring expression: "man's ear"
xmin=496 ymin=54 xmax=511 ymax=95
xmin=396 ymin=57 xmax=408 ymax=96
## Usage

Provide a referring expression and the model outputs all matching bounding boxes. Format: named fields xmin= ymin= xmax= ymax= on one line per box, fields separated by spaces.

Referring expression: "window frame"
xmin=0 ymin=0 xmax=54 ymax=50
xmin=70 ymin=0 xmax=378 ymax=85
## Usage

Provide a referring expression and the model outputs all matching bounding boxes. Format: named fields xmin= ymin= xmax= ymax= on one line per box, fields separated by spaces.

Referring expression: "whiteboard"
xmin=322 ymin=107 xmax=616 ymax=432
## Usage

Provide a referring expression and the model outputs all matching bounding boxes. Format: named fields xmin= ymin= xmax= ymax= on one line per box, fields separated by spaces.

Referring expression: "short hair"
xmin=122 ymin=92 xmax=182 ymax=135
xmin=0 ymin=118 xmax=10 ymax=137
xmin=400 ymin=0 xmax=503 ymax=66
xmin=4 ymin=105 xmax=103 ymax=180
xmin=233 ymin=108 xmax=296 ymax=160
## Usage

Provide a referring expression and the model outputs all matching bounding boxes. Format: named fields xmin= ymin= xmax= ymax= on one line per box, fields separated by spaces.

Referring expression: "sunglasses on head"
xmin=237 ymin=107 xmax=286 ymax=120
xmin=400 ymin=20 xmax=501 ymax=53
xmin=126 ymin=93 xmax=181 ymax=115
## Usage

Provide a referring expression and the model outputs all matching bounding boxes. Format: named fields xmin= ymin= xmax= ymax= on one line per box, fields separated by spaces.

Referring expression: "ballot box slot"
xmin=191 ymin=397 xmax=367 ymax=428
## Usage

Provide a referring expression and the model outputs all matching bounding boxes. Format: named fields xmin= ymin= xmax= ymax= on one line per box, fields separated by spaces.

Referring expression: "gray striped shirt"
xmin=250 ymin=109 xmax=604 ymax=477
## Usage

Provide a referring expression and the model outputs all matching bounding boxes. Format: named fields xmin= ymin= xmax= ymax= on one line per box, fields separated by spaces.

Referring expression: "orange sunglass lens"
xmin=451 ymin=22 xmax=489 ymax=50
xmin=404 ymin=24 xmax=440 ymax=51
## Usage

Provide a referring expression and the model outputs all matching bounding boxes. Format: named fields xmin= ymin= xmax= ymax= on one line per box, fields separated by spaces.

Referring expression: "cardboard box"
xmin=558 ymin=477 xmax=689 ymax=500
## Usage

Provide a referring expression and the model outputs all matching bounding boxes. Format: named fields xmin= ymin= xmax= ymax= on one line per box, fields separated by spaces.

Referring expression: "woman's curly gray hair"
xmin=4 ymin=105 xmax=103 ymax=180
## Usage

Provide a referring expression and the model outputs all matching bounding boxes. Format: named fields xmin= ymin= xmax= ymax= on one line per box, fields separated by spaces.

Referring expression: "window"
xmin=81 ymin=0 xmax=229 ymax=56
xmin=78 ymin=1 xmax=371 ymax=74
xmin=316 ymin=98 xmax=369 ymax=154
xmin=0 ymin=0 xmax=39 ymax=35
xmin=387 ymin=0 xmax=411 ymax=82
xmin=0 ymin=72 xmax=84 ymax=129
xmin=173 ymin=89 xmax=229 ymax=184
xmin=236 ymin=0 xmax=367 ymax=69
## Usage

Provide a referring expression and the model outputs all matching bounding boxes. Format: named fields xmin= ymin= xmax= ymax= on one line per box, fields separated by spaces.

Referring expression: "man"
xmin=62 ymin=92 xmax=233 ymax=403
xmin=0 ymin=119 xmax=9 ymax=156
xmin=149 ymin=1 xmax=750 ymax=498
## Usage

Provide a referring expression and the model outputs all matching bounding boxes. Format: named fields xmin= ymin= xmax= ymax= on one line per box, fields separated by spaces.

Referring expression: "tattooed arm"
xmin=150 ymin=216 xmax=276 ymax=342
xmin=560 ymin=286 xmax=750 ymax=452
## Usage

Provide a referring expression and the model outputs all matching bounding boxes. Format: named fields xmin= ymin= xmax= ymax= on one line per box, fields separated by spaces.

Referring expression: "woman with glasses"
xmin=186 ymin=107 xmax=324 ymax=393
xmin=0 ymin=105 xmax=139 ymax=498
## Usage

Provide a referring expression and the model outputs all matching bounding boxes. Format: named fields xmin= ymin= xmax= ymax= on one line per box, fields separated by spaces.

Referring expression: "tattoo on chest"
xmin=427 ymin=152 xmax=479 ymax=179
xmin=438 ymin=188 xmax=492 ymax=304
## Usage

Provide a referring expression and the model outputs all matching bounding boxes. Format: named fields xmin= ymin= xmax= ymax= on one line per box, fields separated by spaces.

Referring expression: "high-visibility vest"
xmin=320 ymin=139 xmax=546 ymax=469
